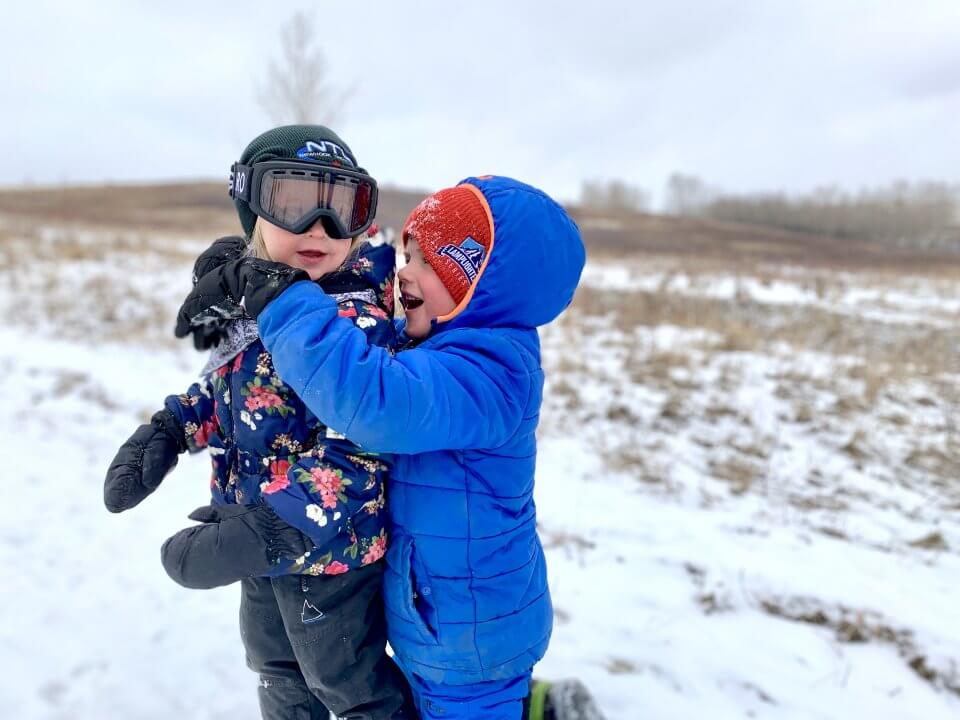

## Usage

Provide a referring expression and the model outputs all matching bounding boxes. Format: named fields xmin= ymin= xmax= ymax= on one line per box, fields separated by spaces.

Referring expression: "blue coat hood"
xmin=437 ymin=176 xmax=585 ymax=333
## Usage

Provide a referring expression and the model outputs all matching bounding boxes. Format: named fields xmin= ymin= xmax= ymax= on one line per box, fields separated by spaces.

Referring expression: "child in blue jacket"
xmin=176 ymin=175 xmax=586 ymax=720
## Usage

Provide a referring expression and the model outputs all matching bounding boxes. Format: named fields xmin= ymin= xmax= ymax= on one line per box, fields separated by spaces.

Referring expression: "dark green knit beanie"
xmin=234 ymin=124 xmax=361 ymax=237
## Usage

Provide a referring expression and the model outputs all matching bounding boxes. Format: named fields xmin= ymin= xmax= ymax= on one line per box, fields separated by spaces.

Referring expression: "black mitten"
xmin=161 ymin=504 xmax=311 ymax=589
xmin=182 ymin=236 xmax=248 ymax=350
xmin=192 ymin=236 xmax=246 ymax=285
xmin=174 ymin=258 xmax=309 ymax=339
xmin=104 ymin=409 xmax=187 ymax=513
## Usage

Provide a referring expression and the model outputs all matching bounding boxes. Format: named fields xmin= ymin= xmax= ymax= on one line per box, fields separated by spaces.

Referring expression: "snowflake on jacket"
xmin=165 ymin=243 xmax=396 ymax=577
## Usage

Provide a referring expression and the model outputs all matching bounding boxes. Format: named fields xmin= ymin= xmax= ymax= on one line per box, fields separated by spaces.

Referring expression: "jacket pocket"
xmin=387 ymin=534 xmax=439 ymax=645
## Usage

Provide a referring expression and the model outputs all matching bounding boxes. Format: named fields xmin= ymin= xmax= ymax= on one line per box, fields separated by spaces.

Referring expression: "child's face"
xmin=260 ymin=219 xmax=352 ymax=280
xmin=398 ymin=236 xmax=456 ymax=338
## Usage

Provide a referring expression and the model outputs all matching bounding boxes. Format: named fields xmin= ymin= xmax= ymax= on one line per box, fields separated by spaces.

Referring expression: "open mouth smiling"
xmin=400 ymin=292 xmax=424 ymax=310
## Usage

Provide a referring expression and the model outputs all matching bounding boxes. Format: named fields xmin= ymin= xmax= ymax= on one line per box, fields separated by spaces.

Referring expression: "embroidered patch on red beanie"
xmin=402 ymin=186 xmax=492 ymax=304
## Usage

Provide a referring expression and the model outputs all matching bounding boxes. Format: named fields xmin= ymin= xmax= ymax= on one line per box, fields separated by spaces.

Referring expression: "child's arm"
xmin=163 ymin=376 xmax=218 ymax=453
xmin=103 ymin=408 xmax=187 ymax=512
xmin=161 ymin=504 xmax=310 ymax=589
xmin=103 ymin=377 xmax=217 ymax=513
xmin=258 ymin=283 xmax=533 ymax=454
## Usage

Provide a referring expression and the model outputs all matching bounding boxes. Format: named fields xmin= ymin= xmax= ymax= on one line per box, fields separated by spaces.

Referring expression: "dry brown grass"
xmin=0 ymin=182 xmax=238 ymax=234
xmin=904 ymin=446 xmax=960 ymax=481
xmin=635 ymin=350 xmax=697 ymax=388
xmin=0 ymin=221 xmax=202 ymax=271
xmin=0 ymin=222 xmax=191 ymax=347
xmin=4 ymin=180 xmax=960 ymax=271
xmin=544 ymin=253 xmax=959 ymax=521
xmin=758 ymin=595 xmax=960 ymax=697
xmin=907 ymin=532 xmax=950 ymax=551
xmin=604 ymin=657 xmax=641 ymax=675
xmin=0 ymin=182 xmax=430 ymax=244
xmin=578 ymin=208 xmax=960 ymax=273
xmin=709 ymin=456 xmax=766 ymax=496
xmin=571 ymin=280 xmax=958 ymax=380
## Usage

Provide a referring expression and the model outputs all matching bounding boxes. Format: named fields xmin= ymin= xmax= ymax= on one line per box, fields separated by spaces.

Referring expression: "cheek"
xmin=329 ymin=242 xmax=352 ymax=268
xmin=263 ymin=234 xmax=296 ymax=263
xmin=423 ymin=275 xmax=457 ymax=315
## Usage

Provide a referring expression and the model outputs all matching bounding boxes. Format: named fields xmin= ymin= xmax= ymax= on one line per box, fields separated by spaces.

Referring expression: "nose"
xmin=304 ymin=219 xmax=331 ymax=239
xmin=397 ymin=263 xmax=413 ymax=284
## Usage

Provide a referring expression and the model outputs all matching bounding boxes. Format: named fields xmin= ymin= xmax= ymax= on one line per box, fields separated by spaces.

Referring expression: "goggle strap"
xmin=228 ymin=162 xmax=253 ymax=201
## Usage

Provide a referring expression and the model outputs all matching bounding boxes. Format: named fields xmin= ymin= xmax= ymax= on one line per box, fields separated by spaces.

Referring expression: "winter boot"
xmin=528 ymin=678 xmax=606 ymax=720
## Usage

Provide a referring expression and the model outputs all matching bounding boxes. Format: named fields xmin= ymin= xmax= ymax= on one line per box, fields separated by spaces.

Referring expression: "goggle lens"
xmin=257 ymin=169 xmax=375 ymax=237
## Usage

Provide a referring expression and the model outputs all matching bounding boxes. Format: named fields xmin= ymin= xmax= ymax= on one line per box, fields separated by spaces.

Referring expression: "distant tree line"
xmin=580 ymin=178 xmax=650 ymax=213
xmin=663 ymin=174 xmax=960 ymax=250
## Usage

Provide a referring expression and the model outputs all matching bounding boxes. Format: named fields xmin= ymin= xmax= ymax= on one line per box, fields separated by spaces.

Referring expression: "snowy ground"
xmin=1 ymin=218 xmax=958 ymax=719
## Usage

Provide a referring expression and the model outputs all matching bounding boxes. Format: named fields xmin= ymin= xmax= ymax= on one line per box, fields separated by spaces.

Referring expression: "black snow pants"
xmin=239 ymin=562 xmax=416 ymax=719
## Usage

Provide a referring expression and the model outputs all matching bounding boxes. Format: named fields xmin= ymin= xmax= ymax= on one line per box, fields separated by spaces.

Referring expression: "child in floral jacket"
xmin=104 ymin=125 xmax=416 ymax=719
xmin=163 ymin=241 xmax=394 ymax=578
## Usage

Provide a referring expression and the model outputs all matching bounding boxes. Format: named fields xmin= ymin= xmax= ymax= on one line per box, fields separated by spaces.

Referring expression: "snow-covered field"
xmin=1 ymin=218 xmax=958 ymax=719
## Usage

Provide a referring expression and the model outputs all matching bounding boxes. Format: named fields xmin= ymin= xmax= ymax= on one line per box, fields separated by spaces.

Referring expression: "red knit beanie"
xmin=402 ymin=186 xmax=492 ymax=304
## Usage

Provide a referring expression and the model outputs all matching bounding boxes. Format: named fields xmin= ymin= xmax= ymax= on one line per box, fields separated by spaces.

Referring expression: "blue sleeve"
xmin=258 ymin=282 xmax=531 ymax=454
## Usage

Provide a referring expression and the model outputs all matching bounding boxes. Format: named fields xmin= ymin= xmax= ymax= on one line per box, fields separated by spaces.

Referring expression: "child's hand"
xmin=180 ymin=236 xmax=248 ymax=350
xmin=160 ymin=504 xmax=311 ymax=589
xmin=174 ymin=258 xmax=309 ymax=339
xmin=103 ymin=410 xmax=187 ymax=513
xmin=191 ymin=236 xmax=246 ymax=286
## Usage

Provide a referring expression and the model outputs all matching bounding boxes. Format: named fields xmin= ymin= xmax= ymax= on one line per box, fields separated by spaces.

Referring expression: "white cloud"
xmin=4 ymin=0 xmax=959 ymax=206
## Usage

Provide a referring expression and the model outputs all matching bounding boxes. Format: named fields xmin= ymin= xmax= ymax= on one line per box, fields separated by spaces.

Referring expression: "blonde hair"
xmin=248 ymin=217 xmax=365 ymax=279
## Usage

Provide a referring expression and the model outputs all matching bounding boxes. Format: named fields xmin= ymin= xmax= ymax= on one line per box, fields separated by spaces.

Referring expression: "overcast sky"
xmin=5 ymin=0 xmax=959 ymax=206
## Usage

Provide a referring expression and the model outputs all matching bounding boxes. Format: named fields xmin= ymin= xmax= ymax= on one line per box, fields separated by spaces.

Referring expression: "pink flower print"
xmin=232 ymin=351 xmax=244 ymax=372
xmin=362 ymin=535 xmax=387 ymax=565
xmin=383 ymin=279 xmax=395 ymax=314
xmin=324 ymin=561 xmax=350 ymax=575
xmin=367 ymin=305 xmax=389 ymax=320
xmin=260 ymin=476 xmax=289 ymax=495
xmin=214 ymin=364 xmax=229 ymax=378
xmin=244 ymin=385 xmax=283 ymax=412
xmin=309 ymin=467 xmax=344 ymax=508
xmin=194 ymin=418 xmax=217 ymax=447
xmin=310 ymin=467 xmax=343 ymax=493
xmin=338 ymin=306 xmax=358 ymax=319
xmin=260 ymin=460 xmax=291 ymax=495
xmin=320 ymin=490 xmax=338 ymax=509
xmin=348 ymin=257 xmax=373 ymax=274
xmin=270 ymin=459 xmax=291 ymax=482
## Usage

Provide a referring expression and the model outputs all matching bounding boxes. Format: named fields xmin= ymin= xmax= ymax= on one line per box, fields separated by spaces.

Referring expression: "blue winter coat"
xmin=165 ymin=243 xmax=398 ymax=577
xmin=258 ymin=176 xmax=585 ymax=684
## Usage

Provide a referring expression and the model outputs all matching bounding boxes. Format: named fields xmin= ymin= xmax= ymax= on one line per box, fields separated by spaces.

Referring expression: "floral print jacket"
xmin=164 ymin=243 xmax=396 ymax=577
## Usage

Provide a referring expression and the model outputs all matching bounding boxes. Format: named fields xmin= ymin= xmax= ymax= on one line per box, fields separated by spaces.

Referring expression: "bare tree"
xmin=664 ymin=173 xmax=712 ymax=216
xmin=257 ymin=11 xmax=353 ymax=126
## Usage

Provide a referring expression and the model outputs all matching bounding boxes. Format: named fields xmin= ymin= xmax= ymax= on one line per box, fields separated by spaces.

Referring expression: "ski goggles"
xmin=229 ymin=160 xmax=378 ymax=238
